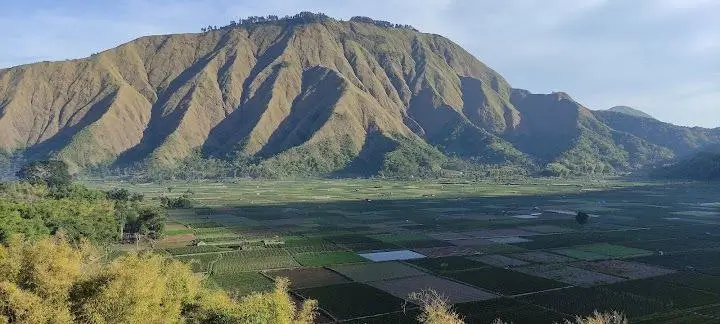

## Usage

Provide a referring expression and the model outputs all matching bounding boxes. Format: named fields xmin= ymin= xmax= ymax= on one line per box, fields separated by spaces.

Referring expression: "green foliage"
xmin=380 ymin=136 xmax=446 ymax=178
xmin=0 ymin=180 xmax=167 ymax=243
xmin=259 ymin=136 xmax=357 ymax=178
xmin=0 ymin=236 xmax=318 ymax=323
xmin=576 ymin=211 xmax=590 ymax=225
xmin=652 ymin=150 xmax=720 ymax=180
xmin=0 ymin=183 xmax=119 ymax=243
xmin=160 ymin=195 xmax=194 ymax=209
xmin=117 ymin=202 xmax=167 ymax=238
xmin=16 ymin=160 xmax=71 ymax=188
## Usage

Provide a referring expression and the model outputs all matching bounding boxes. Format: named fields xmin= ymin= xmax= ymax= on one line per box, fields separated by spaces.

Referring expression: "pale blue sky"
xmin=1 ymin=0 xmax=717 ymax=127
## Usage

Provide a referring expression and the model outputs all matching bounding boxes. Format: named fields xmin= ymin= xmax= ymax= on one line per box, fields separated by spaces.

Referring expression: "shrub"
xmin=408 ymin=290 xmax=463 ymax=324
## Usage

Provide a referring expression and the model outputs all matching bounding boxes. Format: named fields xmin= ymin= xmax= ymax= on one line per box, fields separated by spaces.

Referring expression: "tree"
xmin=0 ymin=236 xmax=317 ymax=323
xmin=16 ymin=160 xmax=71 ymax=188
xmin=576 ymin=211 xmax=590 ymax=225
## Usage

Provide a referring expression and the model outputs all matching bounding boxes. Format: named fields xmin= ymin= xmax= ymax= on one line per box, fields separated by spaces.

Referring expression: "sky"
xmin=0 ymin=0 xmax=717 ymax=127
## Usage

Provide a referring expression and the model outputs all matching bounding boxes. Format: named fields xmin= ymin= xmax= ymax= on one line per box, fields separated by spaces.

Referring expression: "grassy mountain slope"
xmin=594 ymin=110 xmax=720 ymax=157
xmin=0 ymin=14 xmax=717 ymax=176
xmin=652 ymin=145 xmax=720 ymax=180
xmin=606 ymin=106 xmax=655 ymax=119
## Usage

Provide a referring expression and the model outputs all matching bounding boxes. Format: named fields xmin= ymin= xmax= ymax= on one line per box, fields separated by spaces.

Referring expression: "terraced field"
xmin=89 ymin=179 xmax=720 ymax=323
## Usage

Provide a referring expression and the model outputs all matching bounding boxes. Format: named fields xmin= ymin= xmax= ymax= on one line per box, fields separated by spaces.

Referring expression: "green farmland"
xmin=88 ymin=179 xmax=720 ymax=323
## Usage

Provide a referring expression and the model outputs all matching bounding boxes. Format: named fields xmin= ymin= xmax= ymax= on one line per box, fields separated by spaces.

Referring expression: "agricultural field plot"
xmin=412 ymin=246 xmax=480 ymax=257
xmin=461 ymin=228 xmax=537 ymax=238
xmin=444 ymin=238 xmax=496 ymax=246
xmin=296 ymin=283 xmax=408 ymax=320
xmin=574 ymin=243 xmax=652 ymax=258
xmin=406 ymin=256 xmax=490 ymax=273
xmin=212 ymin=249 xmax=300 ymax=272
xmin=292 ymin=251 xmax=366 ymax=267
xmin=488 ymin=236 xmax=532 ymax=244
xmin=621 ymin=238 xmax=720 ymax=253
xmin=605 ymin=278 xmax=719 ymax=310
xmin=517 ymin=264 xmax=625 ymax=286
xmin=466 ymin=304 xmax=569 ymax=324
xmin=330 ymin=261 xmax=428 ymax=282
xmin=324 ymin=234 xmax=401 ymax=252
xmin=510 ymin=251 xmax=576 ymax=264
xmin=659 ymin=271 xmax=720 ymax=293
xmin=444 ymin=267 xmax=567 ymax=296
xmin=571 ymin=260 xmax=676 ymax=280
xmin=209 ymin=271 xmax=274 ymax=296
xmin=519 ymin=224 xmax=575 ymax=234
xmin=519 ymin=286 xmax=667 ymax=319
xmin=634 ymin=311 xmax=719 ymax=324
xmin=632 ymin=250 xmax=720 ymax=273
xmin=164 ymin=245 xmax=235 ymax=255
xmin=551 ymin=248 xmax=610 ymax=261
xmin=359 ymin=250 xmax=426 ymax=262
xmin=264 ymin=268 xmax=351 ymax=289
xmin=470 ymin=254 xmax=531 ymax=268
xmin=368 ymin=275 xmax=498 ymax=303
xmin=342 ymin=309 xmax=421 ymax=324
xmin=454 ymin=298 xmax=568 ymax=324
xmin=174 ymin=253 xmax=224 ymax=272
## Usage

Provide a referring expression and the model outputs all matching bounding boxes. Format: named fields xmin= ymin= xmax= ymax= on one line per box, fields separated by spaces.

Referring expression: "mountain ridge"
xmin=0 ymin=13 xmax=717 ymax=177
xmin=606 ymin=106 xmax=655 ymax=119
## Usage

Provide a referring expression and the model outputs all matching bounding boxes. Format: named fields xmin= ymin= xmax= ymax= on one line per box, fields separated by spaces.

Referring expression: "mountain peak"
xmin=607 ymin=106 xmax=655 ymax=119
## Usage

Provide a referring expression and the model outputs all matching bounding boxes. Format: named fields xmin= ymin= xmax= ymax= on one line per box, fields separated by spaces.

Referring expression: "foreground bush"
xmin=0 ymin=236 xmax=316 ymax=323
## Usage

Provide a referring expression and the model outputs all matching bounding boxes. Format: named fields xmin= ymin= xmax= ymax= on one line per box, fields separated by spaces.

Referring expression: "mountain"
xmin=651 ymin=145 xmax=720 ymax=180
xmin=0 ymin=13 xmax=717 ymax=177
xmin=606 ymin=106 xmax=655 ymax=119
xmin=593 ymin=110 xmax=720 ymax=157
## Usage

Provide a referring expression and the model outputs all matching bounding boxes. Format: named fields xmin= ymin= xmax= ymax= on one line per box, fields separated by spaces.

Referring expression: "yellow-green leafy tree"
xmin=0 ymin=235 xmax=316 ymax=323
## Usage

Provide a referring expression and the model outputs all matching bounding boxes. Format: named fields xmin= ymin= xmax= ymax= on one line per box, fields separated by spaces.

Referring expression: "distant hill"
xmin=0 ymin=12 xmax=718 ymax=177
xmin=651 ymin=145 xmax=720 ymax=180
xmin=606 ymin=106 xmax=655 ymax=119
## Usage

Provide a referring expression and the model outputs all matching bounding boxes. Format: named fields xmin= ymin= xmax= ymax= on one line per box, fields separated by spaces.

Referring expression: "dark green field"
xmin=89 ymin=179 xmax=720 ymax=323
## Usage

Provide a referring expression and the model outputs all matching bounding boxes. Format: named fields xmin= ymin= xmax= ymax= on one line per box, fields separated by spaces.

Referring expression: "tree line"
xmin=200 ymin=12 xmax=418 ymax=33
xmin=0 ymin=160 xmax=173 ymax=244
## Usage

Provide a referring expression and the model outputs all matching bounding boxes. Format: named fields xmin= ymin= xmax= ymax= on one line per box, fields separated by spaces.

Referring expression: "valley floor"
xmin=86 ymin=178 xmax=720 ymax=323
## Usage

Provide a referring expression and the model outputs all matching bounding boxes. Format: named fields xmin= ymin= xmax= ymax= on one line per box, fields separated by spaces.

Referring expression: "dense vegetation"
xmin=651 ymin=149 xmax=720 ymax=180
xmin=0 ymin=161 xmax=167 ymax=243
xmin=0 ymin=235 xmax=317 ymax=323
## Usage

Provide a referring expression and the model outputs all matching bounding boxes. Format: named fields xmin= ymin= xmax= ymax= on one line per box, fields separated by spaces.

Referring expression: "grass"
xmin=292 ymin=251 xmax=366 ymax=267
